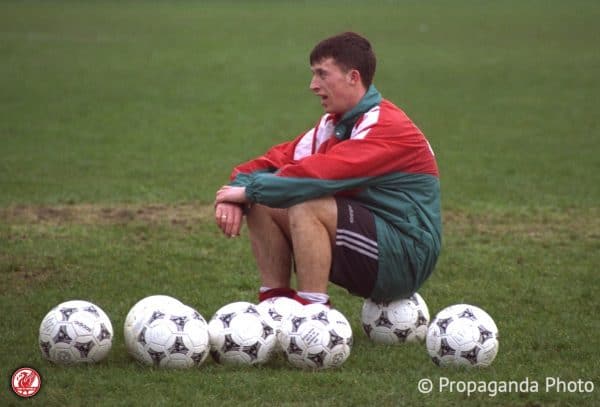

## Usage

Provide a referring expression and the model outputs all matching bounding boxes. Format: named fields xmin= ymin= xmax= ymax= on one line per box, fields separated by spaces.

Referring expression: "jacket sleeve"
xmin=228 ymin=124 xmax=318 ymax=187
xmin=229 ymin=139 xmax=298 ymax=185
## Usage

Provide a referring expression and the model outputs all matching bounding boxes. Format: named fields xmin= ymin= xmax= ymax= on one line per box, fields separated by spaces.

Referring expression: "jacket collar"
xmin=333 ymin=84 xmax=382 ymax=140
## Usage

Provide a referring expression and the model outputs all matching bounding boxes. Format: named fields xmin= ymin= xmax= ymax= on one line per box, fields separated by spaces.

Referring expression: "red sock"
xmin=258 ymin=287 xmax=297 ymax=302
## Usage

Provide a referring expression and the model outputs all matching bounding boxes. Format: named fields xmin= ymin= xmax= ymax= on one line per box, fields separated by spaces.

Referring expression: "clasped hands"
xmin=214 ymin=185 xmax=247 ymax=238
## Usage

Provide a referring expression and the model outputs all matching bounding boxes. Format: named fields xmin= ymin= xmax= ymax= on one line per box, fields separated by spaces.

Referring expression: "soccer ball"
xmin=426 ymin=304 xmax=499 ymax=368
xmin=361 ymin=293 xmax=430 ymax=344
xmin=278 ymin=304 xmax=353 ymax=370
xmin=257 ymin=297 xmax=304 ymax=352
xmin=256 ymin=296 xmax=304 ymax=332
xmin=123 ymin=294 xmax=183 ymax=353
xmin=127 ymin=301 xmax=210 ymax=368
xmin=39 ymin=300 xmax=113 ymax=365
xmin=208 ymin=301 xmax=277 ymax=365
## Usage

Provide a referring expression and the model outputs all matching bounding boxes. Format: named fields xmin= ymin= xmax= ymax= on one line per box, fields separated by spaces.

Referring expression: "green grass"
xmin=1 ymin=1 xmax=599 ymax=406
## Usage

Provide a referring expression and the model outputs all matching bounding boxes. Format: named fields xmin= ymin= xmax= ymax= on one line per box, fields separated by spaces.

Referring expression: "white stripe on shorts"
xmin=337 ymin=229 xmax=378 ymax=249
xmin=336 ymin=228 xmax=379 ymax=259
xmin=336 ymin=234 xmax=379 ymax=256
xmin=335 ymin=241 xmax=379 ymax=260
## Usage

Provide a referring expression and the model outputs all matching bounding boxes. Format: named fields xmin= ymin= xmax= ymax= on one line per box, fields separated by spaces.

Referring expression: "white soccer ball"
xmin=127 ymin=301 xmax=210 ymax=369
xmin=426 ymin=304 xmax=499 ymax=368
xmin=257 ymin=296 xmax=304 ymax=332
xmin=39 ymin=300 xmax=113 ymax=365
xmin=123 ymin=295 xmax=183 ymax=353
xmin=278 ymin=304 xmax=353 ymax=370
xmin=208 ymin=301 xmax=277 ymax=365
xmin=361 ymin=293 xmax=430 ymax=344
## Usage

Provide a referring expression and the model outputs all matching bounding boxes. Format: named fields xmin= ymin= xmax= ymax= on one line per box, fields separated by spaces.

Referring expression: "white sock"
xmin=297 ymin=291 xmax=329 ymax=304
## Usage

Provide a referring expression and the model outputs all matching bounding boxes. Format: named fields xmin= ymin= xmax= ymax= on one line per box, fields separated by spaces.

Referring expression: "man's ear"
xmin=348 ymin=69 xmax=361 ymax=85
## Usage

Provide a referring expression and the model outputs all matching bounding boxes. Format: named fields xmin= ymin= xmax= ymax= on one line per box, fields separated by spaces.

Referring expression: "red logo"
xmin=11 ymin=367 xmax=41 ymax=398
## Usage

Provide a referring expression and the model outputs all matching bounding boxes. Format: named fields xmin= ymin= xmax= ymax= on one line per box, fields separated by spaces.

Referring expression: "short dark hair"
xmin=309 ymin=32 xmax=376 ymax=89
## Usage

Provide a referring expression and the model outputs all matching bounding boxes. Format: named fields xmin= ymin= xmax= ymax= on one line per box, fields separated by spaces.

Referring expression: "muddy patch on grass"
xmin=0 ymin=261 xmax=56 ymax=294
xmin=0 ymin=203 xmax=598 ymax=242
xmin=0 ymin=203 xmax=215 ymax=227
xmin=0 ymin=204 xmax=216 ymax=293
xmin=443 ymin=207 xmax=600 ymax=242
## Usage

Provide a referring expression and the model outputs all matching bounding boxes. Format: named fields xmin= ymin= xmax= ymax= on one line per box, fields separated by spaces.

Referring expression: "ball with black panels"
xmin=39 ymin=299 xmax=114 ymax=365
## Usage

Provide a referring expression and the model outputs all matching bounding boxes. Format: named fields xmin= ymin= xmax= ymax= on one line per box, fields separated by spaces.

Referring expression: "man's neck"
xmin=343 ymin=87 xmax=368 ymax=115
xmin=333 ymin=85 xmax=382 ymax=139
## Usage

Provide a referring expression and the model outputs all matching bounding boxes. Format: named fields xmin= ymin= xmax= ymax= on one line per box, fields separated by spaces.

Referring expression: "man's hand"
xmin=215 ymin=186 xmax=248 ymax=238
xmin=216 ymin=185 xmax=248 ymax=204
xmin=215 ymin=202 xmax=244 ymax=238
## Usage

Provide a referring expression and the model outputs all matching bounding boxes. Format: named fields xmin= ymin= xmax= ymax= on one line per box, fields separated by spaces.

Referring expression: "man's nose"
xmin=309 ymin=76 xmax=319 ymax=92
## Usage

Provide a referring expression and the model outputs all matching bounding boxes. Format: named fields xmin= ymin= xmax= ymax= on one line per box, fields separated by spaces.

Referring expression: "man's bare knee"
xmin=288 ymin=197 xmax=336 ymax=217
xmin=288 ymin=197 xmax=337 ymax=241
xmin=247 ymin=204 xmax=290 ymax=239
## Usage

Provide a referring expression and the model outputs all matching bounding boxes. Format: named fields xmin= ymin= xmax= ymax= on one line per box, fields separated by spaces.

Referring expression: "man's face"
xmin=309 ymin=57 xmax=358 ymax=115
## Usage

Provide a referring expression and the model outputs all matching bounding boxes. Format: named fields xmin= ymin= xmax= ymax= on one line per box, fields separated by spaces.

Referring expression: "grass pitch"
xmin=1 ymin=1 xmax=599 ymax=406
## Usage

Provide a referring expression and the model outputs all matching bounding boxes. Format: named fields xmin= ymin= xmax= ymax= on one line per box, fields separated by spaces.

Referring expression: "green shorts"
xmin=369 ymin=215 xmax=438 ymax=302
